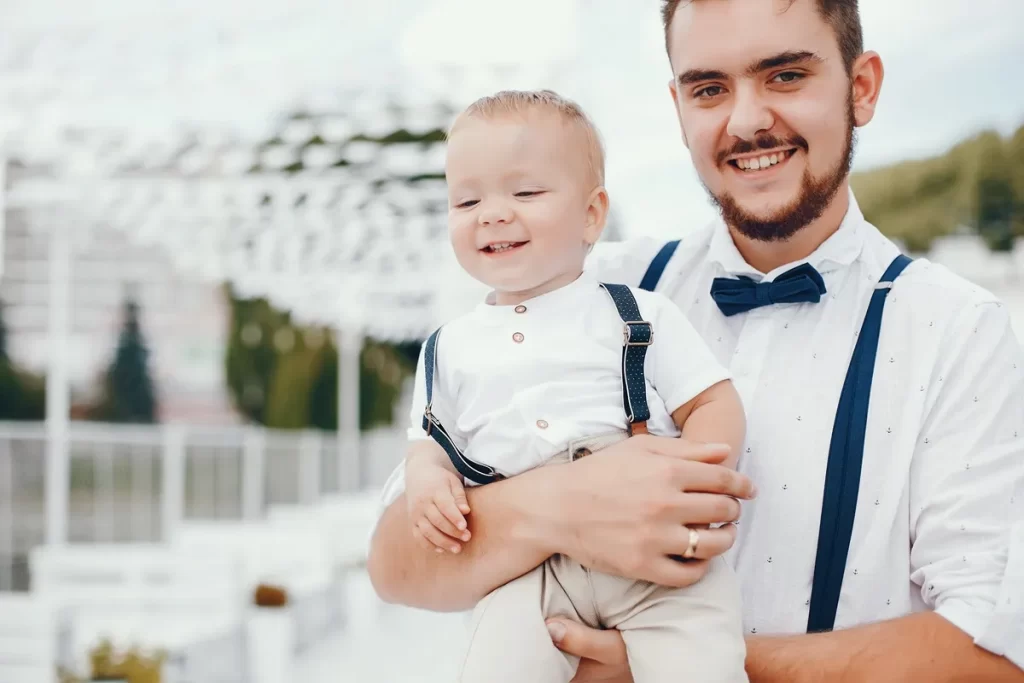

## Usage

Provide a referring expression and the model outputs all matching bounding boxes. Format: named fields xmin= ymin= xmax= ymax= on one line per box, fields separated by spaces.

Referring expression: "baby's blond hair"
xmin=448 ymin=89 xmax=606 ymax=187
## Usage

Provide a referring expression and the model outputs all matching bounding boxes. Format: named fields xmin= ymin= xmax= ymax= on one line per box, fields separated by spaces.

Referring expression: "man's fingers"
xmin=676 ymin=492 xmax=742 ymax=525
xmin=416 ymin=519 xmax=461 ymax=554
xmin=646 ymin=437 xmax=730 ymax=464
xmin=662 ymin=523 xmax=737 ymax=561
xmin=673 ymin=461 xmax=756 ymax=499
xmin=645 ymin=555 xmax=712 ymax=589
xmin=425 ymin=505 xmax=463 ymax=540
xmin=547 ymin=618 xmax=628 ymax=667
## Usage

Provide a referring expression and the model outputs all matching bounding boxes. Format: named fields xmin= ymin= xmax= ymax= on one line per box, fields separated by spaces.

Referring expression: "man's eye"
xmin=695 ymin=85 xmax=724 ymax=99
xmin=773 ymin=72 xmax=804 ymax=84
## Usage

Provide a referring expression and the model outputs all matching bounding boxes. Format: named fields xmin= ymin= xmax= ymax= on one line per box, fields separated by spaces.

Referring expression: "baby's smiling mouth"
xmin=481 ymin=241 xmax=529 ymax=254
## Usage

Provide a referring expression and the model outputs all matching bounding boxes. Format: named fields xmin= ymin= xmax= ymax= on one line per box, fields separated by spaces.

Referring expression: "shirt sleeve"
xmin=642 ymin=291 xmax=732 ymax=415
xmin=909 ymin=300 xmax=1024 ymax=670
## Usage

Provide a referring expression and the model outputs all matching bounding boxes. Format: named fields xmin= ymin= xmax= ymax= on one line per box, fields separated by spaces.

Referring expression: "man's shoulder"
xmin=585 ymin=227 xmax=715 ymax=287
xmin=897 ymin=257 xmax=1005 ymax=312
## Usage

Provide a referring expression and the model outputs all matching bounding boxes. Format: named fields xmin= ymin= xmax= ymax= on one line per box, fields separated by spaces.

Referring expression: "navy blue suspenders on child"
xmin=422 ymin=283 xmax=655 ymax=487
xmin=637 ymin=239 xmax=913 ymax=633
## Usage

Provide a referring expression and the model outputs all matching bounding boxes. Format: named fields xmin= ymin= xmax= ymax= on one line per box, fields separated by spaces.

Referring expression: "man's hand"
xmin=545 ymin=619 xmax=631 ymax=683
xmin=556 ymin=435 xmax=755 ymax=587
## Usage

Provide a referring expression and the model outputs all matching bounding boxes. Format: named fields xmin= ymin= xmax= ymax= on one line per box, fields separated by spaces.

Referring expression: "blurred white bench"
xmin=0 ymin=592 xmax=71 ymax=683
xmin=267 ymin=488 xmax=382 ymax=569
xmin=28 ymin=544 xmax=246 ymax=682
xmin=171 ymin=519 xmax=340 ymax=651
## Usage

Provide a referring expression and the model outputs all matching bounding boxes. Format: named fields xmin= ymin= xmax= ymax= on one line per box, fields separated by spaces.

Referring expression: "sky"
xmin=3 ymin=0 xmax=1022 ymax=241
xmin=400 ymin=0 xmax=1024 ymax=239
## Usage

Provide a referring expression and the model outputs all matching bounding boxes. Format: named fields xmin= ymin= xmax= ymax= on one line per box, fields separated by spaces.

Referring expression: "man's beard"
xmin=705 ymin=96 xmax=856 ymax=243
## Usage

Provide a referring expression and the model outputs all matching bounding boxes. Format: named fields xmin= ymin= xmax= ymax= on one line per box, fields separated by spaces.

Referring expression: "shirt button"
xmin=515 ymin=305 xmax=527 ymax=314
xmin=513 ymin=332 xmax=525 ymax=343
xmin=536 ymin=419 xmax=549 ymax=429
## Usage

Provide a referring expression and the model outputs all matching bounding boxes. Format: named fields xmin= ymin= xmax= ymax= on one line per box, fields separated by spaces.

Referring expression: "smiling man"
xmin=367 ymin=1 xmax=1024 ymax=681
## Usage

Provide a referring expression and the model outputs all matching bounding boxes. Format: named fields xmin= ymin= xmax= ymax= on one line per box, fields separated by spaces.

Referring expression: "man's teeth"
xmin=736 ymin=151 xmax=790 ymax=171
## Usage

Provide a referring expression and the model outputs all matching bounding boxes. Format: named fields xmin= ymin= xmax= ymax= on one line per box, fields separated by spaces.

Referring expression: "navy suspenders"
xmin=639 ymin=240 xmax=914 ymax=632
xmin=422 ymin=283 xmax=655 ymax=486
xmin=807 ymin=253 xmax=913 ymax=632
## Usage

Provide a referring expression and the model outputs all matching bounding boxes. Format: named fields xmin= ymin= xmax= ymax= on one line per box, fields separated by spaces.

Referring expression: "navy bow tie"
xmin=710 ymin=262 xmax=827 ymax=317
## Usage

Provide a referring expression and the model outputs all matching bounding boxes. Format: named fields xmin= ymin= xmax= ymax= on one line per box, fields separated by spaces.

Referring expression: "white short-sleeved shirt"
xmin=380 ymin=270 xmax=731 ymax=504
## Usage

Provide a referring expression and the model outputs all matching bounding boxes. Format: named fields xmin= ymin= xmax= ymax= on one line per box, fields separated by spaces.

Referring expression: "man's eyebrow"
xmin=676 ymin=69 xmax=729 ymax=86
xmin=747 ymin=50 xmax=823 ymax=75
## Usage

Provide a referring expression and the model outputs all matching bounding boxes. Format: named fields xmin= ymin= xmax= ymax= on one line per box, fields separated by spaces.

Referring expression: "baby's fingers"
xmin=427 ymin=505 xmax=469 ymax=543
xmin=417 ymin=518 xmax=461 ymax=554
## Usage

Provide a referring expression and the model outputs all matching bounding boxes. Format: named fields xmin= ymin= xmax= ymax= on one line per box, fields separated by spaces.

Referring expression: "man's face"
xmin=667 ymin=0 xmax=858 ymax=242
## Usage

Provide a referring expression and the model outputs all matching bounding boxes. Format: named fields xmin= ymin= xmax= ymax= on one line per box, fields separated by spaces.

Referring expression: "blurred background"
xmin=0 ymin=1 xmax=1021 ymax=682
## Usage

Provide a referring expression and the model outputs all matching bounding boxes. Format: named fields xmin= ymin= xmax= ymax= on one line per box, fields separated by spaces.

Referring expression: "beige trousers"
xmin=457 ymin=433 xmax=749 ymax=683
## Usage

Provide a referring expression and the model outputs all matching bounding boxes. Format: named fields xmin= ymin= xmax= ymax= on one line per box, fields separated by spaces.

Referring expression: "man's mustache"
xmin=718 ymin=134 xmax=809 ymax=164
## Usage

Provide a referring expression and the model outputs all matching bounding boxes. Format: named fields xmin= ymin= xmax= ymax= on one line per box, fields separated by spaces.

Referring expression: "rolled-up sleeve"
xmin=909 ymin=300 xmax=1024 ymax=669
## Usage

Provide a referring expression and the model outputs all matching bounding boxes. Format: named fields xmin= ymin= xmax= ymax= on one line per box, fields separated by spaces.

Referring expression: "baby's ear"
xmin=585 ymin=186 xmax=610 ymax=244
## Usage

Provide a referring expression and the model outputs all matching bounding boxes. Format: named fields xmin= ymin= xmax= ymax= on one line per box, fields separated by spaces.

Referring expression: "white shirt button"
xmin=515 ymin=305 xmax=527 ymax=314
xmin=513 ymin=332 xmax=525 ymax=343
xmin=536 ymin=419 xmax=549 ymax=429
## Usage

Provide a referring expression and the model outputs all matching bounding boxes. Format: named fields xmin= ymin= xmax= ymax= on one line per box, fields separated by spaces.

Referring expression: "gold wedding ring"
xmin=683 ymin=527 xmax=700 ymax=559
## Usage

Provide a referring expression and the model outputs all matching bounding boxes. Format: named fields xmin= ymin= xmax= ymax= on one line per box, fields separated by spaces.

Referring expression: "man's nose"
xmin=726 ymin=84 xmax=775 ymax=142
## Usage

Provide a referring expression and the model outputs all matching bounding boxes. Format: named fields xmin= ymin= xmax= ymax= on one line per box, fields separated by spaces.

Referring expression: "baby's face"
xmin=445 ymin=110 xmax=603 ymax=304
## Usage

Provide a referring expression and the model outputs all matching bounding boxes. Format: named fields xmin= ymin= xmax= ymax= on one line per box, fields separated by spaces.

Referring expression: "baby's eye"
xmin=456 ymin=199 xmax=479 ymax=208
xmin=514 ymin=191 xmax=543 ymax=198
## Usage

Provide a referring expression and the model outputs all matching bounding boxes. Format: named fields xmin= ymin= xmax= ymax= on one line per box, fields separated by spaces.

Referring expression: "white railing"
xmin=0 ymin=421 xmax=405 ymax=593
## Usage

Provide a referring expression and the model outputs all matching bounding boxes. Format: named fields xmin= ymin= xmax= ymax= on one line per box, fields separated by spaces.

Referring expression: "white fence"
xmin=0 ymin=421 xmax=405 ymax=592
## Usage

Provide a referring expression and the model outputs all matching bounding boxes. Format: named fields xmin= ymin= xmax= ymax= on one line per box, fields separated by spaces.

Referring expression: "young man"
xmin=367 ymin=1 xmax=1024 ymax=680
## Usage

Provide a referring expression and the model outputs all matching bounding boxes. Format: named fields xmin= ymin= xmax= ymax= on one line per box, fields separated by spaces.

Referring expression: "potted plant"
xmin=84 ymin=639 xmax=167 ymax=683
xmin=247 ymin=583 xmax=294 ymax=683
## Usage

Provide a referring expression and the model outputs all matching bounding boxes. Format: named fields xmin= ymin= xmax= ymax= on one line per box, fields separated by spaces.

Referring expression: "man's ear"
xmin=584 ymin=186 xmax=610 ymax=245
xmin=850 ymin=50 xmax=884 ymax=128
xmin=668 ymin=79 xmax=690 ymax=148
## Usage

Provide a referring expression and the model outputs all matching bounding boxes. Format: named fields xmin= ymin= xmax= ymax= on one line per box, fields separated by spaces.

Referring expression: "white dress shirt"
xmin=582 ymin=192 xmax=1024 ymax=667
xmin=380 ymin=270 xmax=731 ymax=502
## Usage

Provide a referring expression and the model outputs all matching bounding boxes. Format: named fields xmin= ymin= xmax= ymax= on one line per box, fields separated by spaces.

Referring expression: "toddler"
xmin=402 ymin=89 xmax=748 ymax=683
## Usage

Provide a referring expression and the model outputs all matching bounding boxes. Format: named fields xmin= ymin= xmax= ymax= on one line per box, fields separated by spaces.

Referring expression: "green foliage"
xmin=90 ymin=298 xmax=159 ymax=423
xmin=0 ymin=299 xmax=46 ymax=421
xmin=852 ymin=123 xmax=1024 ymax=252
xmin=223 ymin=287 xmax=416 ymax=431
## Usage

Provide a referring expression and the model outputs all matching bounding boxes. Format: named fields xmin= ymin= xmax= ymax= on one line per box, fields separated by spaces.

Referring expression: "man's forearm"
xmin=367 ymin=467 xmax=558 ymax=612
xmin=746 ymin=612 xmax=1023 ymax=683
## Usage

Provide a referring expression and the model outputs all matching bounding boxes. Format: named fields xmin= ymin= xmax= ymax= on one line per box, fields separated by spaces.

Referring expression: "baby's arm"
xmin=670 ymin=380 xmax=745 ymax=469
xmin=642 ymin=291 xmax=745 ymax=469
xmin=405 ymin=439 xmax=473 ymax=553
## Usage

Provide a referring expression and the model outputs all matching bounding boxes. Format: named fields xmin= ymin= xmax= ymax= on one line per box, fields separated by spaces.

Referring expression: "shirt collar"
xmin=476 ymin=270 xmax=598 ymax=318
xmin=706 ymin=188 xmax=867 ymax=282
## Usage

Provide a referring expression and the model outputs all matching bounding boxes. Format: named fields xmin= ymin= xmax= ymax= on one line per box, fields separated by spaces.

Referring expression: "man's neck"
xmin=729 ymin=183 xmax=851 ymax=275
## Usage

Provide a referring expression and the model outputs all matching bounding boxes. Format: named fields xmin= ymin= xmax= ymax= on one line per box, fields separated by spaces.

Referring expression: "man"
xmin=367 ymin=0 xmax=1024 ymax=680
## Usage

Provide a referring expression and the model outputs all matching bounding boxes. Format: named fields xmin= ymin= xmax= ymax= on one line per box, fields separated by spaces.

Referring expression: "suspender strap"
xmin=807 ymin=253 xmax=913 ymax=633
xmin=421 ymin=328 xmax=503 ymax=486
xmin=638 ymin=239 xmax=681 ymax=292
xmin=599 ymin=283 xmax=653 ymax=435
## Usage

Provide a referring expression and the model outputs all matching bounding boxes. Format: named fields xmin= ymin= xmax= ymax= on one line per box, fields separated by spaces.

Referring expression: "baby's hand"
xmin=405 ymin=460 xmax=472 ymax=554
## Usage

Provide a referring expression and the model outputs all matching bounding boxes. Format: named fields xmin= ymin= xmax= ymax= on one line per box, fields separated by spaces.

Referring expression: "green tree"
xmin=92 ymin=297 xmax=159 ymax=423
xmin=0 ymin=299 xmax=47 ymax=421
xmin=973 ymin=133 xmax=1017 ymax=251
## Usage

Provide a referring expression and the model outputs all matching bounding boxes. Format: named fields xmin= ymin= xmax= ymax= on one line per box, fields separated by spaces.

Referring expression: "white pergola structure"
xmin=0 ymin=0 xmax=584 ymax=544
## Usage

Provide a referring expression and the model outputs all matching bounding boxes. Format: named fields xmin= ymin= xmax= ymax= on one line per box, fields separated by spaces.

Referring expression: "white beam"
xmin=44 ymin=218 xmax=72 ymax=546
xmin=337 ymin=324 xmax=362 ymax=491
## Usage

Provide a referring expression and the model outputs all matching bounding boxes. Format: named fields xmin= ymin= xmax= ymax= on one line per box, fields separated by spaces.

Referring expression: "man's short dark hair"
xmin=661 ymin=0 xmax=863 ymax=73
